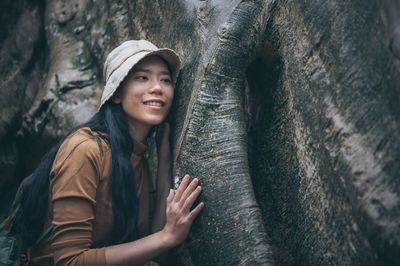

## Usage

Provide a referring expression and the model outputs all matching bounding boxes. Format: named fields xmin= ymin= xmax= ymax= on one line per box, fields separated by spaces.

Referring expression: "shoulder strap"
xmin=2 ymin=176 xmax=31 ymax=230
xmin=9 ymin=176 xmax=30 ymax=215
xmin=32 ymin=224 xmax=54 ymax=247
xmin=92 ymin=133 xmax=103 ymax=156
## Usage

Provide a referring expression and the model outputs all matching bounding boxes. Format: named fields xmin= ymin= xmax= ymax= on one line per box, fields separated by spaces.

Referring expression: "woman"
xmin=17 ymin=40 xmax=204 ymax=265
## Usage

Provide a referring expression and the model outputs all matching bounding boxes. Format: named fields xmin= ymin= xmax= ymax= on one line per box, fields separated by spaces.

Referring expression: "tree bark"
xmin=0 ymin=0 xmax=399 ymax=265
xmin=249 ymin=1 xmax=400 ymax=264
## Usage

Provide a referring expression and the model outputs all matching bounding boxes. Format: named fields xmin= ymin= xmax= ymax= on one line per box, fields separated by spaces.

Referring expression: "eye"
xmin=161 ymin=77 xmax=172 ymax=84
xmin=134 ymin=75 xmax=148 ymax=80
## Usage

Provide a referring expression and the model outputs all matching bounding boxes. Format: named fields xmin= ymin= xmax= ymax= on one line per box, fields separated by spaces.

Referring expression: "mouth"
xmin=143 ymin=100 xmax=165 ymax=107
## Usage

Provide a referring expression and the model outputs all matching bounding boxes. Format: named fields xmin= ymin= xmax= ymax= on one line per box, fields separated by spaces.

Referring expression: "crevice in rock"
xmin=246 ymin=43 xmax=292 ymax=265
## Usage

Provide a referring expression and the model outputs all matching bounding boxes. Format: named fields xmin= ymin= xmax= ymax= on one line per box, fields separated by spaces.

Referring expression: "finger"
xmin=188 ymin=202 xmax=205 ymax=222
xmin=180 ymin=178 xmax=199 ymax=204
xmin=174 ymin=174 xmax=190 ymax=202
xmin=166 ymin=189 xmax=174 ymax=204
xmin=183 ymin=185 xmax=202 ymax=212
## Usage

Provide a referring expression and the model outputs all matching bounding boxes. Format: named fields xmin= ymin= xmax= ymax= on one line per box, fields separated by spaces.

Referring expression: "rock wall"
xmin=0 ymin=0 xmax=399 ymax=265
xmin=0 ymin=0 xmax=45 ymax=212
xmin=248 ymin=1 xmax=400 ymax=264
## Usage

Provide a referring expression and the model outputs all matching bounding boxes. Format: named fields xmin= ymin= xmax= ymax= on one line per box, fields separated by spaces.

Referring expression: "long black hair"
xmin=14 ymin=101 xmax=141 ymax=246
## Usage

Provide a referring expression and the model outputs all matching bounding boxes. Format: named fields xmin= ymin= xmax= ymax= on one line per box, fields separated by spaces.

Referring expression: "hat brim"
xmin=100 ymin=48 xmax=181 ymax=109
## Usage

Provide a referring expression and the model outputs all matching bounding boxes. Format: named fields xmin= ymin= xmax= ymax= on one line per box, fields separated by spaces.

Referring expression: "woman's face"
xmin=113 ymin=56 xmax=174 ymax=134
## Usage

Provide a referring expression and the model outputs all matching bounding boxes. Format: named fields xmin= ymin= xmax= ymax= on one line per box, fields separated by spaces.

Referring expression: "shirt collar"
xmin=133 ymin=138 xmax=148 ymax=156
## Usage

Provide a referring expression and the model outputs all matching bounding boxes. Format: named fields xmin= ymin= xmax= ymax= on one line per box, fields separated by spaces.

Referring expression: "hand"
xmin=156 ymin=122 xmax=171 ymax=161
xmin=161 ymin=175 xmax=204 ymax=247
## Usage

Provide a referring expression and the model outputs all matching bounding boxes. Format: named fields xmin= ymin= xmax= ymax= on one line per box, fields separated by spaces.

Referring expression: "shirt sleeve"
xmin=49 ymin=135 xmax=107 ymax=266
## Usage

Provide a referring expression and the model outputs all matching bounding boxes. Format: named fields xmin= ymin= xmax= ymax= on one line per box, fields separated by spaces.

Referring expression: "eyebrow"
xmin=133 ymin=68 xmax=171 ymax=76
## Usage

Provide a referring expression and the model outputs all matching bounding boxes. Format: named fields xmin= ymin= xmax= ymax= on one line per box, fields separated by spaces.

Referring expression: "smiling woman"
xmin=113 ymin=56 xmax=175 ymax=142
xmin=12 ymin=40 xmax=204 ymax=265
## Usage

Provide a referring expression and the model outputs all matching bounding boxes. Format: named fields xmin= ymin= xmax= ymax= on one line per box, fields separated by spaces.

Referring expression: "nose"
xmin=149 ymin=79 xmax=163 ymax=95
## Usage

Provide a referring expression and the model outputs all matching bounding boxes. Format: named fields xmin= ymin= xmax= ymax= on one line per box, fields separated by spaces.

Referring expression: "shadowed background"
xmin=1 ymin=0 xmax=399 ymax=265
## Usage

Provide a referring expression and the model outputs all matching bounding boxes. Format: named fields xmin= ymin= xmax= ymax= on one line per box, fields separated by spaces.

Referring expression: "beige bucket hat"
xmin=100 ymin=40 xmax=181 ymax=109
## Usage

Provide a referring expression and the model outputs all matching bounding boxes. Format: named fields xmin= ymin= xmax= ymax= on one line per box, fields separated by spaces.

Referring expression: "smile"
xmin=143 ymin=101 xmax=164 ymax=107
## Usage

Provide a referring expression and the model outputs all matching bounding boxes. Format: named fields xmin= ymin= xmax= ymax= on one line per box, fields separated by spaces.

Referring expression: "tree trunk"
xmin=1 ymin=0 xmax=399 ymax=265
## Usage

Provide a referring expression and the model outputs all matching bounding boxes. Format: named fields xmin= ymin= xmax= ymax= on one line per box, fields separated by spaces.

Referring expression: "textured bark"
xmin=1 ymin=0 xmax=399 ymax=265
xmin=172 ymin=2 xmax=273 ymax=265
xmin=248 ymin=1 xmax=400 ymax=264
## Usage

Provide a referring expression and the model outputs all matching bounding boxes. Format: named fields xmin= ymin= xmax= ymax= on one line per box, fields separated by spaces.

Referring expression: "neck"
xmin=128 ymin=122 xmax=151 ymax=142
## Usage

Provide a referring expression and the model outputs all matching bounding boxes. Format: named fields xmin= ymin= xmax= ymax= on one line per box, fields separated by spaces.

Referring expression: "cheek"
xmin=167 ymin=89 xmax=174 ymax=104
xmin=121 ymin=80 xmax=144 ymax=98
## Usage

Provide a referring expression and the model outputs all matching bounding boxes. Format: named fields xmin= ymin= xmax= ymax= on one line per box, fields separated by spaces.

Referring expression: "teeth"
xmin=145 ymin=101 xmax=163 ymax=106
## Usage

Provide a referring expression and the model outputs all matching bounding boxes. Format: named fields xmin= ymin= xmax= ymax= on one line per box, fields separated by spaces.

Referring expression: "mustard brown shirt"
xmin=31 ymin=127 xmax=154 ymax=265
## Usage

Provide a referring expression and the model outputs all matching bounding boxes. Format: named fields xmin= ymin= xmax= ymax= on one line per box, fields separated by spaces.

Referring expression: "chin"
xmin=146 ymin=118 xmax=166 ymax=126
xmin=139 ymin=114 xmax=168 ymax=127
